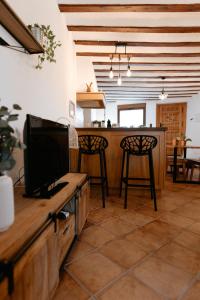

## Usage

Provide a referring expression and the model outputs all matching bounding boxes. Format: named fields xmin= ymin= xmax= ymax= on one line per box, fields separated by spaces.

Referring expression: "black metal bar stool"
xmin=78 ymin=135 xmax=109 ymax=208
xmin=119 ymin=135 xmax=158 ymax=211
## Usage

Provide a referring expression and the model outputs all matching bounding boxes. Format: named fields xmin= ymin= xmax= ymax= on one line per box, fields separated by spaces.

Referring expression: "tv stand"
xmin=41 ymin=181 xmax=69 ymax=198
xmin=0 ymin=173 xmax=89 ymax=300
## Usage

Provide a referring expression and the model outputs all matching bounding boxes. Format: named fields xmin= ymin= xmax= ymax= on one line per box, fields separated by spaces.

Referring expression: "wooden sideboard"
xmin=71 ymin=127 xmax=166 ymax=190
xmin=0 ymin=173 xmax=89 ymax=300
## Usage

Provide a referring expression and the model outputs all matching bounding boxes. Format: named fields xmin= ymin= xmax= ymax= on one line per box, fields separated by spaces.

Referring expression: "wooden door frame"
xmin=156 ymin=102 xmax=187 ymax=130
xmin=156 ymin=102 xmax=187 ymax=158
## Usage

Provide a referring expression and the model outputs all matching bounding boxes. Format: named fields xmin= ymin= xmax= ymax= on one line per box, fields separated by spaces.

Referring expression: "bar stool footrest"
xmin=126 ymin=183 xmax=151 ymax=188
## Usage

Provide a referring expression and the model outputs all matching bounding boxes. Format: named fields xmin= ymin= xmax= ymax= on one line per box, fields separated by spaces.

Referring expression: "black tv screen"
xmin=24 ymin=114 xmax=69 ymax=197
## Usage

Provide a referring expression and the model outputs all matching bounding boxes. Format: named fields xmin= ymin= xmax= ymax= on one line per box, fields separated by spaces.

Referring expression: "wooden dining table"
xmin=171 ymin=145 xmax=200 ymax=183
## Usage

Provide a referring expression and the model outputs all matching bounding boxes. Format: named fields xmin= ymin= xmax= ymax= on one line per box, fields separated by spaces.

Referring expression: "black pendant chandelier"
xmin=109 ymin=43 xmax=132 ymax=85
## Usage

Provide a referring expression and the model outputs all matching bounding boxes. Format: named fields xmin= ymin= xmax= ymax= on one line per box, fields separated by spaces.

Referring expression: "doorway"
xmin=156 ymin=103 xmax=187 ymax=155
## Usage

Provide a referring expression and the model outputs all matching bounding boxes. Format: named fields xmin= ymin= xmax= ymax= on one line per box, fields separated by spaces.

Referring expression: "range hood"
xmin=76 ymin=92 xmax=106 ymax=109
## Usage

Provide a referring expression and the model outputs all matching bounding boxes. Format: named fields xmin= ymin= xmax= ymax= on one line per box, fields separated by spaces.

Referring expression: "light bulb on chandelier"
xmin=127 ymin=57 xmax=131 ymax=77
xmin=117 ymin=74 xmax=122 ymax=86
xmin=117 ymin=54 xmax=122 ymax=86
xmin=109 ymin=56 xmax=114 ymax=79
xmin=109 ymin=68 xmax=114 ymax=79
xmin=159 ymin=89 xmax=168 ymax=100
xmin=108 ymin=43 xmax=132 ymax=85
xmin=158 ymin=77 xmax=168 ymax=100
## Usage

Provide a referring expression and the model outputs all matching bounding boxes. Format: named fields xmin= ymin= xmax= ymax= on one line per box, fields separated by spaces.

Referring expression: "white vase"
xmin=30 ymin=26 xmax=43 ymax=45
xmin=0 ymin=175 xmax=14 ymax=232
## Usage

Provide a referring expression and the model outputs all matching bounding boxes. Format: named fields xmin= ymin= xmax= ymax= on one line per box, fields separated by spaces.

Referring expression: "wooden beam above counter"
xmin=94 ymin=69 xmax=200 ymax=73
xmin=75 ymin=40 xmax=200 ymax=47
xmin=93 ymin=62 xmax=200 ymax=66
xmin=70 ymin=26 xmax=200 ymax=33
xmin=77 ymin=52 xmax=200 ymax=58
xmin=59 ymin=4 xmax=200 ymax=13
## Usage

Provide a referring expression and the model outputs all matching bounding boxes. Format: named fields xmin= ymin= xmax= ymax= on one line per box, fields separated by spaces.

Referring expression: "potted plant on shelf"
xmin=0 ymin=102 xmax=24 ymax=231
xmin=28 ymin=24 xmax=61 ymax=69
xmin=180 ymin=134 xmax=192 ymax=147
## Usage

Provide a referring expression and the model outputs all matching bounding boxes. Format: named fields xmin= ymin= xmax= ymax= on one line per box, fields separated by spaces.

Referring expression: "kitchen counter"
xmin=77 ymin=127 xmax=167 ymax=131
xmin=71 ymin=127 xmax=166 ymax=190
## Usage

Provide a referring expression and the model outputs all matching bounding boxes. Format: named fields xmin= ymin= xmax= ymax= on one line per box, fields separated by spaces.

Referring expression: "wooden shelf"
xmin=0 ymin=0 xmax=44 ymax=54
xmin=77 ymin=92 xmax=106 ymax=108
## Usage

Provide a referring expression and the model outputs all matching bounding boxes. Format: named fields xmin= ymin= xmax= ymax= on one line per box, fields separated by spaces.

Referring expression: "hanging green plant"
xmin=28 ymin=24 xmax=61 ymax=69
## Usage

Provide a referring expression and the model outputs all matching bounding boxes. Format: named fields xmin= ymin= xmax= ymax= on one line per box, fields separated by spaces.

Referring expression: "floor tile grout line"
xmin=177 ymin=274 xmax=200 ymax=300
xmin=93 ymin=250 xmax=170 ymax=300
xmin=66 ymin=209 xmax=197 ymax=266
xmin=93 ymin=265 xmax=137 ymax=298
xmin=130 ymin=254 xmax=194 ymax=300
xmin=65 ymin=223 xmax=149 ymax=267
xmin=151 ymin=247 xmax=199 ymax=279
xmin=65 ymin=268 xmax=94 ymax=298
xmin=61 ymin=182 xmax=200 ymax=299
xmin=65 ymin=246 xmax=99 ymax=266
xmin=93 ymin=233 xmax=185 ymax=298
xmin=65 ymin=212 xmax=196 ymax=272
xmin=66 ymin=256 xmax=128 ymax=298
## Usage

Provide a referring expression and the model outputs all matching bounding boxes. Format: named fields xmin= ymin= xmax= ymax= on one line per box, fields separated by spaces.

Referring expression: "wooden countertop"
xmin=76 ymin=127 xmax=167 ymax=131
xmin=0 ymin=173 xmax=86 ymax=261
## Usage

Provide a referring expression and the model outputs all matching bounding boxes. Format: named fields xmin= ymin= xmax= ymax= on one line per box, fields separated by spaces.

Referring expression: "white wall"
xmin=95 ymin=100 xmax=157 ymax=126
xmin=186 ymin=94 xmax=200 ymax=157
xmin=0 ymin=0 xmax=77 ymax=181
xmin=95 ymin=96 xmax=200 ymax=142
xmin=94 ymin=95 xmax=200 ymax=159
xmin=76 ymin=57 xmax=98 ymax=92
xmin=76 ymin=57 xmax=98 ymax=126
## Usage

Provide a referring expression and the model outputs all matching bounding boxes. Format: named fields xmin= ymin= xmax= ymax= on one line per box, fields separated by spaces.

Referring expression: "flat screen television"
xmin=23 ymin=114 xmax=69 ymax=198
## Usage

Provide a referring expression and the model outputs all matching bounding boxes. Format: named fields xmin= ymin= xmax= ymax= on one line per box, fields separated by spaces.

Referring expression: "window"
xmin=118 ymin=104 xmax=146 ymax=127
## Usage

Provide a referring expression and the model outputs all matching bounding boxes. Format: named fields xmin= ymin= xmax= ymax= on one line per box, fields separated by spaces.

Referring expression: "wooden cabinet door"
xmin=156 ymin=103 xmax=187 ymax=155
xmin=58 ymin=214 xmax=75 ymax=266
xmin=77 ymin=181 xmax=90 ymax=235
xmin=0 ymin=223 xmax=59 ymax=300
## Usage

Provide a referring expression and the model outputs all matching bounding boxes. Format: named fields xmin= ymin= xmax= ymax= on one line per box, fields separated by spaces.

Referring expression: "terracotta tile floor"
xmin=54 ymin=178 xmax=200 ymax=300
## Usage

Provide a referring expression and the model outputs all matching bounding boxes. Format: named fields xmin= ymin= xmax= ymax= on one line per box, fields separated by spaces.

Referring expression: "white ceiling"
xmin=58 ymin=1 xmax=200 ymax=101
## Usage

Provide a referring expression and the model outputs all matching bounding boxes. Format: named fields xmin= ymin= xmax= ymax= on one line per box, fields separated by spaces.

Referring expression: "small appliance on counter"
xmin=92 ymin=120 xmax=101 ymax=127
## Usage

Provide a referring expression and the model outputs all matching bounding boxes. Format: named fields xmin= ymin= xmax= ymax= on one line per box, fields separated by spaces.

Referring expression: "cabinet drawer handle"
xmin=63 ymin=225 xmax=69 ymax=235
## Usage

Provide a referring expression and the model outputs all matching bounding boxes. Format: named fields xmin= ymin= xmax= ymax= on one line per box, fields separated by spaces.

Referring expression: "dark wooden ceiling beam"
xmin=98 ymin=85 xmax=200 ymax=88
xmin=69 ymin=26 xmax=200 ymax=33
xmin=93 ymin=62 xmax=200 ymax=66
xmin=97 ymin=80 xmax=200 ymax=84
xmin=105 ymin=92 xmax=192 ymax=98
xmin=94 ymin=69 xmax=200 ymax=73
xmin=106 ymin=95 xmax=192 ymax=99
xmin=101 ymin=88 xmax=200 ymax=91
xmin=59 ymin=4 xmax=200 ymax=13
xmin=105 ymin=92 xmax=197 ymax=95
xmin=75 ymin=40 xmax=200 ymax=47
xmin=96 ymin=75 xmax=200 ymax=79
xmin=77 ymin=52 xmax=200 ymax=57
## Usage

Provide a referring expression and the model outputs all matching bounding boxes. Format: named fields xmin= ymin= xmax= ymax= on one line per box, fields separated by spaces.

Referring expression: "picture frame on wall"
xmin=69 ymin=100 xmax=75 ymax=119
